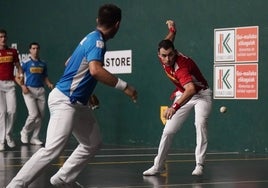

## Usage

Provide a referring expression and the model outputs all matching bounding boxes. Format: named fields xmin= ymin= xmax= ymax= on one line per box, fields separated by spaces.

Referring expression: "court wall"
xmin=1 ymin=0 xmax=267 ymax=153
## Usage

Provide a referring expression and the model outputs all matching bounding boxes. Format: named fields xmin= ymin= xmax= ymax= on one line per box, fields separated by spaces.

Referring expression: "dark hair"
xmin=29 ymin=42 xmax=40 ymax=49
xmin=0 ymin=29 xmax=7 ymax=35
xmin=158 ymin=39 xmax=175 ymax=52
xmin=97 ymin=4 xmax=121 ymax=28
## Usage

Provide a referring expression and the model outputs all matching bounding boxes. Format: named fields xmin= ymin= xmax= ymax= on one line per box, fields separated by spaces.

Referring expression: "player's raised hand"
xmin=166 ymin=20 xmax=176 ymax=33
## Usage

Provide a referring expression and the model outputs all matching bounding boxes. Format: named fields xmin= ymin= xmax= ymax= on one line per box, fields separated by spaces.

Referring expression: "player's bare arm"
xmin=164 ymin=82 xmax=196 ymax=119
xmin=89 ymin=60 xmax=119 ymax=86
xmin=15 ymin=62 xmax=23 ymax=75
xmin=13 ymin=62 xmax=30 ymax=94
xmin=89 ymin=60 xmax=137 ymax=101
xmin=14 ymin=76 xmax=29 ymax=94
xmin=44 ymin=77 xmax=54 ymax=90
xmin=14 ymin=62 xmax=24 ymax=84
xmin=165 ymin=20 xmax=176 ymax=42
xmin=175 ymin=82 xmax=196 ymax=105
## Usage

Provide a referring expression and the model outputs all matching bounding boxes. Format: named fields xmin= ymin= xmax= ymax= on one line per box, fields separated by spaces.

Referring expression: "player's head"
xmin=29 ymin=42 xmax=40 ymax=59
xmin=158 ymin=39 xmax=177 ymax=66
xmin=0 ymin=29 xmax=8 ymax=47
xmin=96 ymin=4 xmax=122 ymax=40
xmin=29 ymin=42 xmax=40 ymax=49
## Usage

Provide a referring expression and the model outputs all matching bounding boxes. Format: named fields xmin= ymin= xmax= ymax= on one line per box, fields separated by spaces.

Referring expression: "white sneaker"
xmin=143 ymin=166 xmax=165 ymax=176
xmin=30 ymin=138 xmax=43 ymax=145
xmin=192 ymin=165 xmax=204 ymax=176
xmin=0 ymin=143 xmax=4 ymax=151
xmin=6 ymin=136 xmax=15 ymax=148
xmin=50 ymin=175 xmax=84 ymax=188
xmin=20 ymin=131 xmax=29 ymax=144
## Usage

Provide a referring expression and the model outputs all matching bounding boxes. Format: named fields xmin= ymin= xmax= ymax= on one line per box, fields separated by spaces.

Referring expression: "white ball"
xmin=220 ymin=106 xmax=227 ymax=113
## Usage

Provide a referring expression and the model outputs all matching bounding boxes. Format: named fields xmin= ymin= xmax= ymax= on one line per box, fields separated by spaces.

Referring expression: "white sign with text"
xmin=104 ymin=50 xmax=132 ymax=74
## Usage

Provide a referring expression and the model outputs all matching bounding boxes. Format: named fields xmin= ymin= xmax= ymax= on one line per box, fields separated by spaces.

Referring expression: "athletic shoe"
xmin=143 ymin=166 xmax=165 ymax=176
xmin=30 ymin=138 xmax=43 ymax=145
xmin=0 ymin=143 xmax=4 ymax=151
xmin=192 ymin=165 xmax=204 ymax=176
xmin=50 ymin=175 xmax=84 ymax=188
xmin=6 ymin=136 xmax=15 ymax=148
xmin=20 ymin=131 xmax=29 ymax=144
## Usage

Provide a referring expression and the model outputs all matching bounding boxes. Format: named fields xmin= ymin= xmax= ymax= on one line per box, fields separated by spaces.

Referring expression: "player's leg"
xmin=6 ymin=88 xmax=76 ymax=187
xmin=20 ymin=91 xmax=39 ymax=144
xmin=192 ymin=89 xmax=212 ymax=176
xmin=31 ymin=88 xmax=46 ymax=145
xmin=0 ymin=88 xmax=7 ymax=151
xmin=31 ymin=122 xmax=42 ymax=145
xmin=143 ymin=100 xmax=194 ymax=175
xmin=5 ymin=85 xmax=16 ymax=148
xmin=50 ymin=106 xmax=102 ymax=184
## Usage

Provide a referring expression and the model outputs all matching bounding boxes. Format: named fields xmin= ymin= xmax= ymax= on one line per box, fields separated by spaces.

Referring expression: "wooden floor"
xmin=1 ymin=140 xmax=268 ymax=188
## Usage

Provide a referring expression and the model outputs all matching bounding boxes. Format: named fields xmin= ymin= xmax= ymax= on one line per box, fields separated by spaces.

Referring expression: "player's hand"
xmin=124 ymin=85 xmax=138 ymax=103
xmin=166 ymin=20 xmax=176 ymax=33
xmin=15 ymin=74 xmax=24 ymax=85
xmin=21 ymin=85 xmax=30 ymax=94
xmin=163 ymin=107 xmax=176 ymax=119
xmin=48 ymin=83 xmax=54 ymax=90
xmin=88 ymin=94 xmax=100 ymax=110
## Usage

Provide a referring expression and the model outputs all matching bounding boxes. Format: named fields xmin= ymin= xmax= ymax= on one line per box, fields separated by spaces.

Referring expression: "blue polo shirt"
xmin=22 ymin=59 xmax=48 ymax=87
xmin=56 ymin=30 xmax=106 ymax=105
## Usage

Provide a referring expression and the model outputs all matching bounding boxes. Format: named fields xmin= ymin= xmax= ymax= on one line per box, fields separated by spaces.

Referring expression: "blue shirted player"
xmin=7 ymin=4 xmax=137 ymax=188
xmin=19 ymin=42 xmax=54 ymax=146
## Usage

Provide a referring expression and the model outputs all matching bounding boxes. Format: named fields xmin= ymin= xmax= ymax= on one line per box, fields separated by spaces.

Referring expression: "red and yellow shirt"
xmin=0 ymin=48 xmax=19 ymax=80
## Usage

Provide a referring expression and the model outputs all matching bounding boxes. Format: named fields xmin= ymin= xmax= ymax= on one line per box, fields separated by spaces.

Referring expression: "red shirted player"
xmin=143 ymin=20 xmax=212 ymax=177
xmin=0 ymin=29 xmax=24 ymax=151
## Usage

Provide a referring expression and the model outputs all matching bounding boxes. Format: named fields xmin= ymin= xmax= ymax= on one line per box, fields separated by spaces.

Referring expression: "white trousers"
xmin=21 ymin=87 xmax=46 ymax=140
xmin=0 ymin=81 xmax=16 ymax=144
xmin=153 ymin=89 xmax=212 ymax=170
xmin=7 ymin=88 xmax=102 ymax=188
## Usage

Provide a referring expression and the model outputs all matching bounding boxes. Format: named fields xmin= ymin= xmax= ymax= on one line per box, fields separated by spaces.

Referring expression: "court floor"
xmin=1 ymin=140 xmax=268 ymax=188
